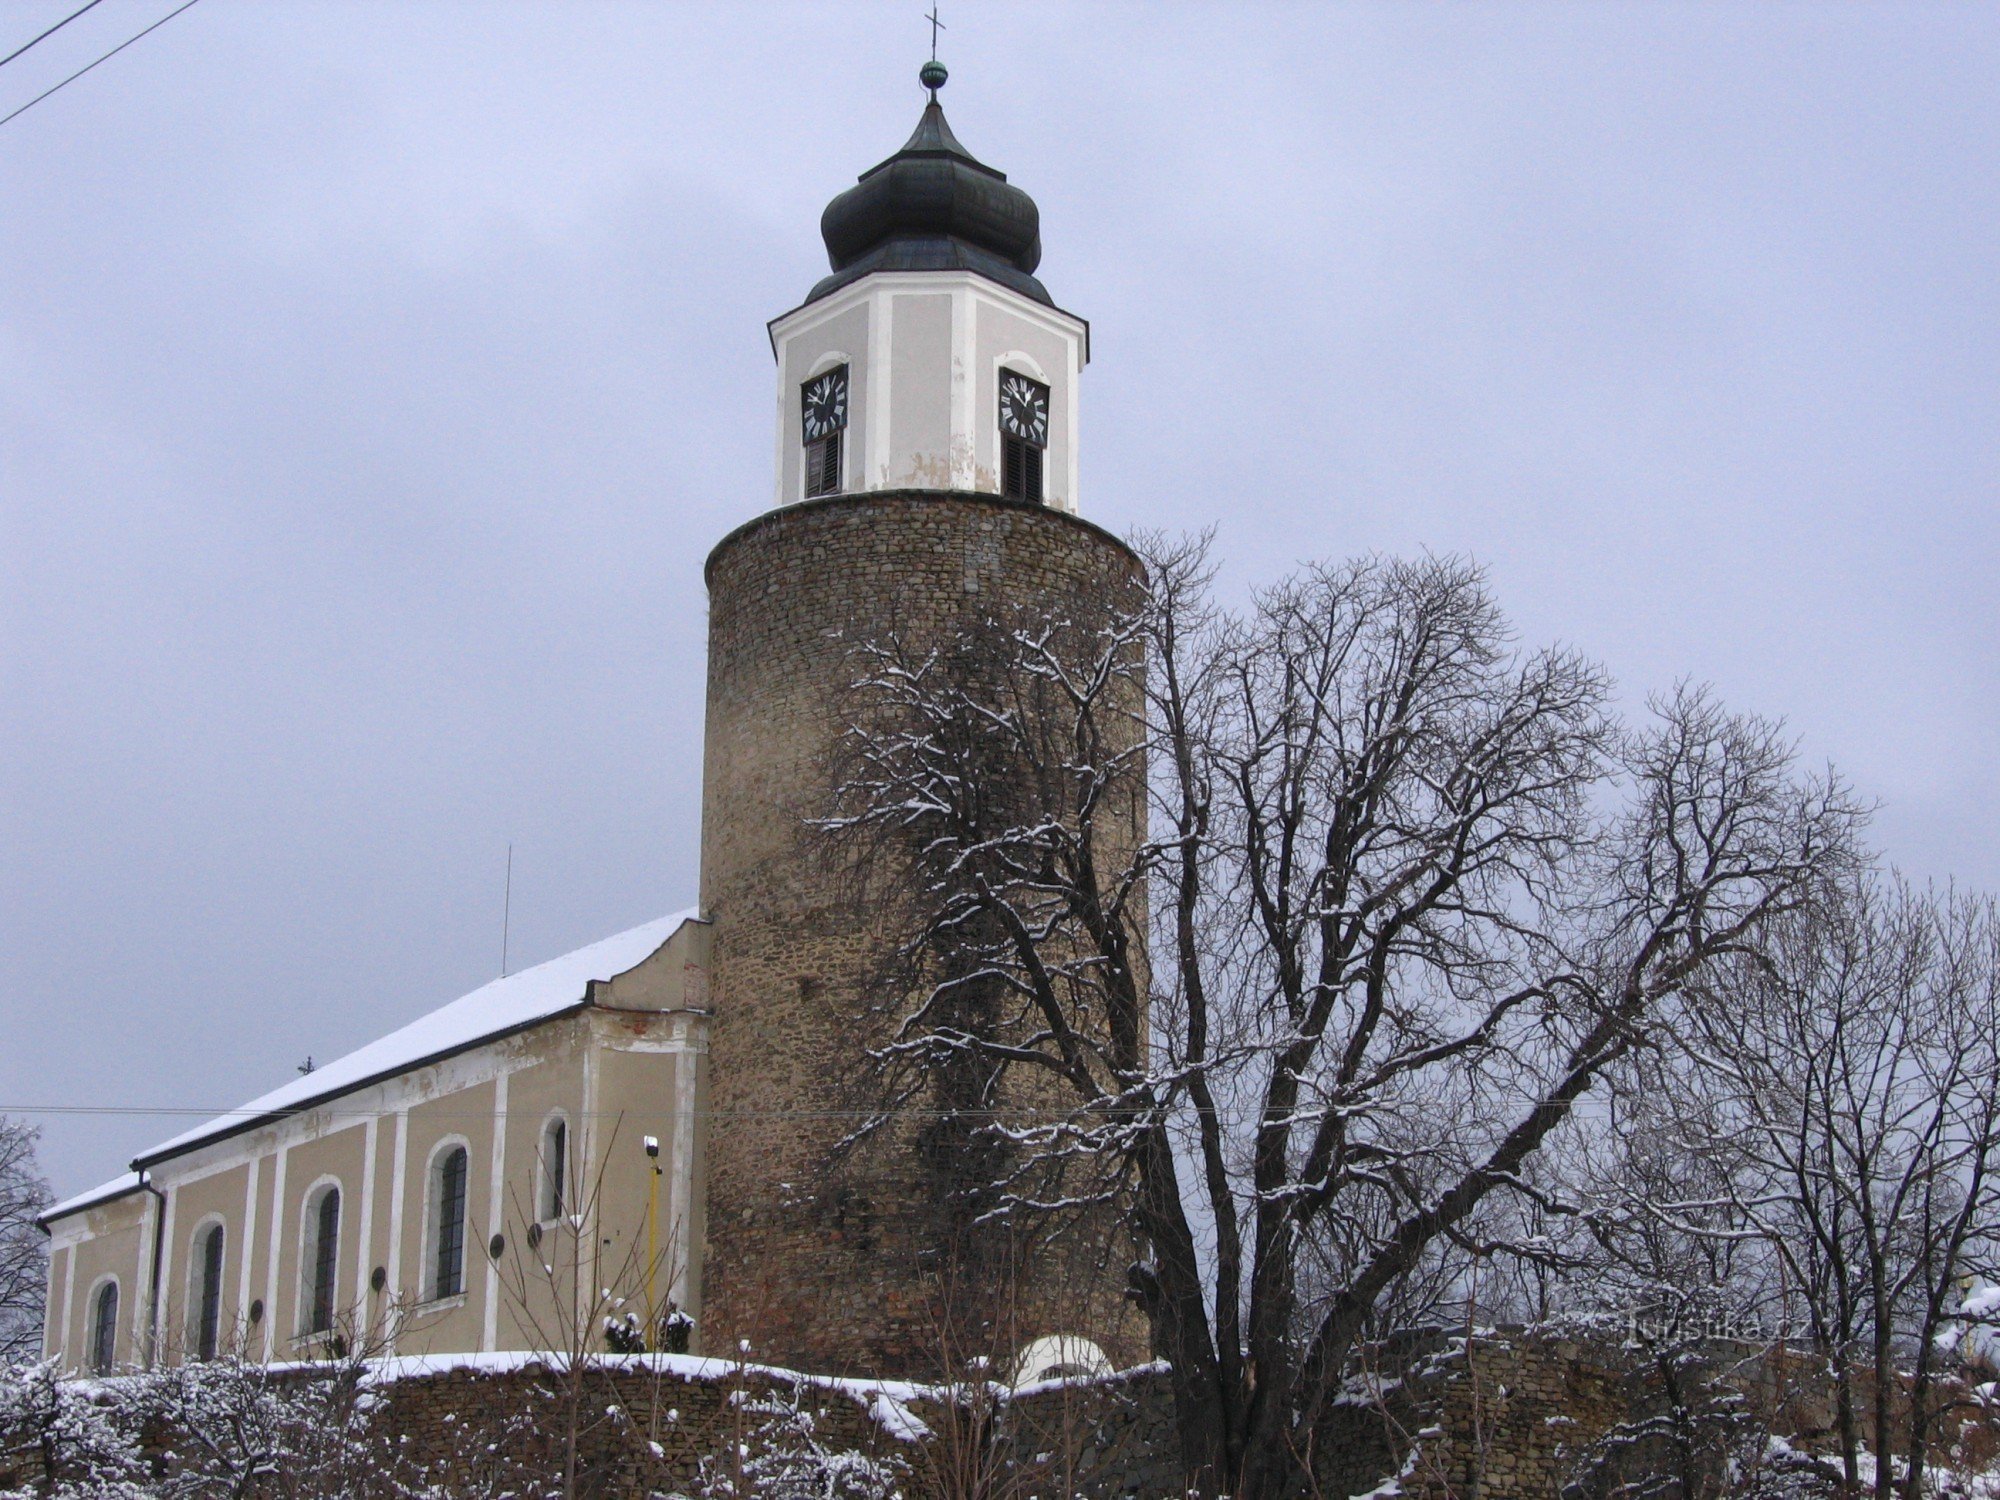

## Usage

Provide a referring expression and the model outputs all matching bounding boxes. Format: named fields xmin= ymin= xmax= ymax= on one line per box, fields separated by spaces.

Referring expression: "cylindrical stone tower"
xmin=694 ymin=70 xmax=1148 ymax=1376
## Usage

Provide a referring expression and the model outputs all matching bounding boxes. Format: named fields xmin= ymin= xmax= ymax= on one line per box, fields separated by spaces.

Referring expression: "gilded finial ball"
xmin=919 ymin=59 xmax=948 ymax=93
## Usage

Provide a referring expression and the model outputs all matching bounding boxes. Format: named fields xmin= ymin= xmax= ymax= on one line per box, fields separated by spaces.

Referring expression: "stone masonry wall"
xmin=1315 ymin=1328 xmax=2000 ymax=1500
xmin=1317 ymin=1331 xmax=1632 ymax=1500
xmin=0 ymin=1356 xmax=1179 ymax=1499
xmin=7 ymin=1342 xmax=1995 ymax=1497
xmin=698 ymin=489 xmax=1151 ymax=1379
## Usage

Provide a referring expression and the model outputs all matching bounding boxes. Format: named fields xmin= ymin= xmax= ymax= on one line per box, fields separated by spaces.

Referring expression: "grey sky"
xmin=3 ymin=2 xmax=1995 ymax=1198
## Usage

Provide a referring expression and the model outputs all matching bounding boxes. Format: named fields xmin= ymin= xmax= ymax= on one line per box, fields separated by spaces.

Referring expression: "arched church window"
xmin=90 ymin=1279 xmax=119 ymax=1374
xmin=539 ymin=1115 xmax=568 ymax=1223
xmin=304 ymin=1185 xmax=340 ymax=1335
xmin=801 ymin=364 xmax=848 ymax=498
xmin=998 ymin=369 xmax=1047 ymax=504
xmin=432 ymin=1145 xmax=469 ymax=1299
xmin=191 ymin=1221 xmax=225 ymax=1359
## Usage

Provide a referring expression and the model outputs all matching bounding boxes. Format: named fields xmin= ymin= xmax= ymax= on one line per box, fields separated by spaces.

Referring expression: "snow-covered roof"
xmin=41 ymin=1170 xmax=144 ymax=1226
xmin=126 ymin=908 xmax=700 ymax=1171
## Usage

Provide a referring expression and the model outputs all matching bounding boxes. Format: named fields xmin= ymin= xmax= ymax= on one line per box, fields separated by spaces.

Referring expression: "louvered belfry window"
xmin=801 ymin=364 xmax=848 ymax=499
xmin=1002 ymin=435 xmax=1043 ymax=504
xmin=806 ymin=431 xmax=842 ymax=497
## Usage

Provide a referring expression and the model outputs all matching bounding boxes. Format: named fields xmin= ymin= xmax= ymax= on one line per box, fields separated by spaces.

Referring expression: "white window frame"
xmin=183 ymin=1214 xmax=227 ymax=1360
xmin=295 ymin=1176 xmax=343 ymax=1340
xmin=994 ymin=355 xmax=1052 ymax=504
xmin=86 ymin=1274 xmax=121 ymax=1375
xmin=800 ymin=352 xmax=853 ymax=501
xmin=419 ymin=1135 xmax=474 ymax=1305
xmin=536 ymin=1111 xmax=572 ymax=1226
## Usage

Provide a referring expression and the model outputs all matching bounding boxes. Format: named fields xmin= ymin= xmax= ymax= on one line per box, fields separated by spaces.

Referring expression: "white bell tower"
xmin=766 ymin=64 xmax=1088 ymax=513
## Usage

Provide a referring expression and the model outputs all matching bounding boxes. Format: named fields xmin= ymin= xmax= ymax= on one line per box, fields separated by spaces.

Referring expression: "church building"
xmin=40 ymin=61 xmax=1145 ymax=1385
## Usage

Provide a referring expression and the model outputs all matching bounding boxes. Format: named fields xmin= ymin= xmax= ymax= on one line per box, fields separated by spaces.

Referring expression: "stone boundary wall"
xmin=0 ymin=1354 xmax=1182 ymax=1499
xmin=1317 ymin=1329 xmax=2000 ymax=1500
xmin=7 ymin=1341 xmax=1995 ymax=1497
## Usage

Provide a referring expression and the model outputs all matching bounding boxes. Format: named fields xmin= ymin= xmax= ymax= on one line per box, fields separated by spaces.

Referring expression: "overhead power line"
xmin=0 ymin=0 xmax=200 ymax=132
xmin=0 ymin=0 xmax=108 ymax=70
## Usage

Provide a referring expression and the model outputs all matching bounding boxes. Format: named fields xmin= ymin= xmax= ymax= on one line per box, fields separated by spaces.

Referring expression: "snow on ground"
xmin=1008 ymin=1359 xmax=1168 ymax=1400
xmin=317 ymin=1347 xmax=937 ymax=1441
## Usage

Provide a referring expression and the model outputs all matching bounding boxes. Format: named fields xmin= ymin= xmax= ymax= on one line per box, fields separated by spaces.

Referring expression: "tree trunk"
xmin=1872 ymin=1320 xmax=1895 ymax=1500
xmin=1134 ymin=1124 xmax=1233 ymax=1497
xmin=1901 ymin=1353 xmax=1935 ymax=1500
xmin=1834 ymin=1359 xmax=1861 ymax=1497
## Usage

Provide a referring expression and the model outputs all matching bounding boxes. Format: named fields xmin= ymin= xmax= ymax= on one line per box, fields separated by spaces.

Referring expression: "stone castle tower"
xmin=696 ymin=64 xmax=1148 ymax=1376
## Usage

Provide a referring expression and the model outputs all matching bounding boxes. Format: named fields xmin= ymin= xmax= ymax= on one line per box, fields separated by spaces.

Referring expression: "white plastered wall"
xmin=769 ymin=272 xmax=1086 ymax=513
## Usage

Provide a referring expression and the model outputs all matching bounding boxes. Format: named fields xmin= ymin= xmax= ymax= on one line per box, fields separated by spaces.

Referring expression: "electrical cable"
xmin=1 ymin=1103 xmax=1161 ymax=1120
xmin=0 ymin=0 xmax=200 ymax=131
xmin=0 ymin=0 xmax=107 ymax=70
xmin=0 ymin=0 xmax=108 ymax=71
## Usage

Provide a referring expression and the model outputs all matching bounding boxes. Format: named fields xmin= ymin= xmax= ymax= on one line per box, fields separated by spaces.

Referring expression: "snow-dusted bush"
xmin=0 ymin=1355 xmax=444 ymax=1500
xmin=128 ymin=1354 xmax=419 ymax=1498
xmin=0 ymin=1359 xmax=148 ymax=1499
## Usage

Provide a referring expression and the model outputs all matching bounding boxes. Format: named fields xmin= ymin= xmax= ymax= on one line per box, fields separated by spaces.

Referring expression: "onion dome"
xmin=809 ymin=63 xmax=1049 ymax=307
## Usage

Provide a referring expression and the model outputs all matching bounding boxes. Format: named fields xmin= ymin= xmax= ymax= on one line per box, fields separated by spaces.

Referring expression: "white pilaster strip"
xmin=1065 ymin=332 xmax=1082 ymax=512
xmin=481 ymin=1070 xmax=509 ymax=1352
xmin=868 ymin=287 xmax=893 ymax=489
xmin=580 ymin=1025 xmax=601 ymax=1273
xmin=384 ymin=1108 xmax=409 ymax=1355
xmin=237 ymin=1155 xmax=260 ymax=1338
xmin=949 ymin=285 xmax=973 ymax=489
xmin=56 ymin=1243 xmax=76 ymax=1364
xmin=133 ymin=1196 xmax=154 ymax=1368
xmin=356 ymin=1114 xmax=378 ymax=1337
xmin=154 ymin=1185 xmax=178 ymax=1362
xmin=773 ymin=345 xmax=790 ymax=509
xmin=665 ymin=1032 xmax=702 ymax=1309
xmin=263 ymin=1146 xmax=289 ymax=1361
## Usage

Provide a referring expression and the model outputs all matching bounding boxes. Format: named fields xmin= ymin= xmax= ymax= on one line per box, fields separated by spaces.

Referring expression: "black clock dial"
xmin=801 ymin=366 xmax=849 ymax=441
xmin=998 ymin=372 xmax=1049 ymax=447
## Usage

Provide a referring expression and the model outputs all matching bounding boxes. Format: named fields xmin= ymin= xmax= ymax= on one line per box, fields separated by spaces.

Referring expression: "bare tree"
xmin=821 ymin=539 xmax=1863 ymax=1499
xmin=1672 ymin=877 xmax=2000 ymax=1500
xmin=492 ymin=1112 xmax=689 ymax=1499
xmin=0 ymin=1120 xmax=51 ymax=1366
xmin=1560 ymin=1086 xmax=1783 ymax=1500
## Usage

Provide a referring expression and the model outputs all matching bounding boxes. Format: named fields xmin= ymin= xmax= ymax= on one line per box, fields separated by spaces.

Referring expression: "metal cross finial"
xmin=926 ymin=5 xmax=945 ymax=62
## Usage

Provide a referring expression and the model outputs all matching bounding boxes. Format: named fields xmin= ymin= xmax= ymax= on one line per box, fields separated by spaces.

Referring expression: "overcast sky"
xmin=3 ymin=2 xmax=1995 ymax=1198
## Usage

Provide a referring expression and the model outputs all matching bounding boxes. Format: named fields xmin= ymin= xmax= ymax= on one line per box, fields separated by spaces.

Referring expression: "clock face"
xmin=801 ymin=366 xmax=849 ymax=441
xmin=999 ymin=372 xmax=1049 ymax=447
